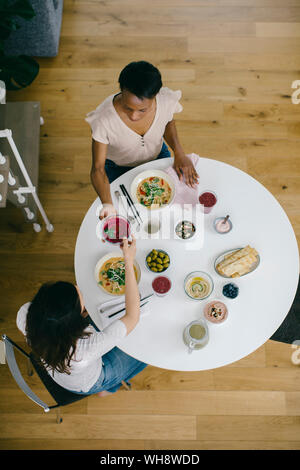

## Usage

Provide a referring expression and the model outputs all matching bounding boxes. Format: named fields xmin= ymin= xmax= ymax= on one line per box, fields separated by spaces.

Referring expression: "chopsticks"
xmin=108 ymin=301 xmax=149 ymax=318
xmin=119 ymin=184 xmax=143 ymax=225
xmin=107 ymin=294 xmax=153 ymax=318
xmin=100 ymin=292 xmax=153 ymax=314
xmin=108 ymin=299 xmax=151 ymax=318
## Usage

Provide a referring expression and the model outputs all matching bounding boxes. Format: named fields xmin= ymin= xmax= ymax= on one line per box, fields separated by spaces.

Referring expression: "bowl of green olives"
xmin=145 ymin=249 xmax=170 ymax=273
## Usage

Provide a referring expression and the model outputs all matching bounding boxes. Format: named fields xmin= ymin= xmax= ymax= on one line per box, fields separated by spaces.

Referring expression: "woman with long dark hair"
xmin=16 ymin=237 xmax=147 ymax=396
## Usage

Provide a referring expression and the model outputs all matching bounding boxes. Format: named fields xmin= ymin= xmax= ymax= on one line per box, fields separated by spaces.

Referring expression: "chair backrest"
xmin=2 ymin=334 xmax=51 ymax=413
xmin=29 ymin=350 xmax=89 ymax=406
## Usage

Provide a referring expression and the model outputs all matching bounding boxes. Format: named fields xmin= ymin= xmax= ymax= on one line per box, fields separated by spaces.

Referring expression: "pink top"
xmin=85 ymin=87 xmax=183 ymax=166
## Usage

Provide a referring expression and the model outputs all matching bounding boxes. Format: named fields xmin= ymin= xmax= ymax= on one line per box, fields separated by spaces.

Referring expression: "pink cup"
xmin=199 ymin=190 xmax=217 ymax=214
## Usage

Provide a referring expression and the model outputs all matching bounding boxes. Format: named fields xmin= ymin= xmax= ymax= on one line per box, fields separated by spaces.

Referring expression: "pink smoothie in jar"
xmin=199 ymin=191 xmax=217 ymax=214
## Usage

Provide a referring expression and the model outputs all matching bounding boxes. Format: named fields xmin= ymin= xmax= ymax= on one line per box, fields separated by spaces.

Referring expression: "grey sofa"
xmin=4 ymin=0 xmax=64 ymax=57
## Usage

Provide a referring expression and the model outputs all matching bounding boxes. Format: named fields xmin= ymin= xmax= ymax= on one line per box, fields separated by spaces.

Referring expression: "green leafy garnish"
xmin=106 ymin=261 xmax=126 ymax=286
xmin=141 ymin=181 xmax=166 ymax=205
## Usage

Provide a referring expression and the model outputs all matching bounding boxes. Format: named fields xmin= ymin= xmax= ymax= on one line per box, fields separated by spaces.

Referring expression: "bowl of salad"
xmin=94 ymin=252 xmax=141 ymax=295
xmin=130 ymin=169 xmax=176 ymax=210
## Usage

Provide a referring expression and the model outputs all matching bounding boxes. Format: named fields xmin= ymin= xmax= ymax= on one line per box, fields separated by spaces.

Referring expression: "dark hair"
xmin=118 ymin=61 xmax=162 ymax=99
xmin=26 ymin=282 xmax=90 ymax=374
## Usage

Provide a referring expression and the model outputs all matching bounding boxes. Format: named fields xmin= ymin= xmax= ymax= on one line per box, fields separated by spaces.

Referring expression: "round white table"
xmin=74 ymin=157 xmax=299 ymax=371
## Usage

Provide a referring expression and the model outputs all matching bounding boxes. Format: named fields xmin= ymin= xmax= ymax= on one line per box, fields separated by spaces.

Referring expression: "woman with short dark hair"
xmin=118 ymin=61 xmax=163 ymax=99
xmin=86 ymin=61 xmax=199 ymax=220
xmin=16 ymin=237 xmax=147 ymax=396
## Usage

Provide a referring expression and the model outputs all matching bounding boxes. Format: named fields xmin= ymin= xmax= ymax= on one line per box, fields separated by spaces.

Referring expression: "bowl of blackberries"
xmin=222 ymin=283 xmax=239 ymax=299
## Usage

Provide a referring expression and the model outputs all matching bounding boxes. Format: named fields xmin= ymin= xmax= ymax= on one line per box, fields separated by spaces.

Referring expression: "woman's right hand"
xmin=121 ymin=235 xmax=136 ymax=264
xmin=99 ymin=203 xmax=116 ymax=220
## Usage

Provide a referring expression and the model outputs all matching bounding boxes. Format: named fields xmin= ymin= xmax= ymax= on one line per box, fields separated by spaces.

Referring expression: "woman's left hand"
xmin=173 ymin=152 xmax=199 ymax=188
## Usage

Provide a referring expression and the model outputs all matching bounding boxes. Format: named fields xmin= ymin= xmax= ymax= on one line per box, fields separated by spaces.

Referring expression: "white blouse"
xmin=16 ymin=302 xmax=127 ymax=393
xmin=85 ymin=87 xmax=183 ymax=167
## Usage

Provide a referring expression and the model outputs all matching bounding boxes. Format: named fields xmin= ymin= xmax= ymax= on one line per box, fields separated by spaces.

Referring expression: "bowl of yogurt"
xmin=214 ymin=216 xmax=232 ymax=234
xmin=184 ymin=271 xmax=214 ymax=301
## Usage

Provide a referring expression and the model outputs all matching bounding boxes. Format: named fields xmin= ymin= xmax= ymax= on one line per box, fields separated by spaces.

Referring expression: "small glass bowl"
xmin=213 ymin=217 xmax=233 ymax=234
xmin=145 ymin=249 xmax=170 ymax=273
xmin=174 ymin=219 xmax=196 ymax=241
xmin=204 ymin=300 xmax=228 ymax=324
xmin=222 ymin=282 xmax=239 ymax=300
xmin=152 ymin=275 xmax=172 ymax=297
xmin=143 ymin=219 xmax=161 ymax=235
xmin=184 ymin=271 xmax=214 ymax=301
xmin=101 ymin=214 xmax=131 ymax=245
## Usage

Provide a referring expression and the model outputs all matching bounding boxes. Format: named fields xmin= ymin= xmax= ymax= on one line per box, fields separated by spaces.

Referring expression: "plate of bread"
xmin=214 ymin=245 xmax=260 ymax=278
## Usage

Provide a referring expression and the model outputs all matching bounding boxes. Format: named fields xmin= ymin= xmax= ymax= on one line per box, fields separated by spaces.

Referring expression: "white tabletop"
xmin=74 ymin=157 xmax=299 ymax=371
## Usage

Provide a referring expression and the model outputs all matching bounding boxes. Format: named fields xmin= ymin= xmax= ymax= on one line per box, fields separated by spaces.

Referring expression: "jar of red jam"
xmin=152 ymin=276 xmax=172 ymax=296
xmin=199 ymin=190 xmax=217 ymax=214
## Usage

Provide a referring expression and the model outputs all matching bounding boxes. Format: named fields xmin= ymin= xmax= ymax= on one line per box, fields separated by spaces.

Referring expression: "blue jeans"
xmin=71 ymin=347 xmax=147 ymax=395
xmin=105 ymin=141 xmax=171 ymax=183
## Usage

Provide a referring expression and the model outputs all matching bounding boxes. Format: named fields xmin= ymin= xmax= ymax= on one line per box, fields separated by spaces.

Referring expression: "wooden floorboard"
xmin=0 ymin=0 xmax=299 ymax=451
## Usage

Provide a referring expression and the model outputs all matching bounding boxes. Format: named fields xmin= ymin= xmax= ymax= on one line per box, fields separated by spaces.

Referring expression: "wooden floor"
xmin=1 ymin=0 xmax=300 ymax=450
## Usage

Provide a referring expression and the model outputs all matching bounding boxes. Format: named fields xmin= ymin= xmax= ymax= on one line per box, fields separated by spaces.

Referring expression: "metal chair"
xmin=2 ymin=334 xmax=89 ymax=423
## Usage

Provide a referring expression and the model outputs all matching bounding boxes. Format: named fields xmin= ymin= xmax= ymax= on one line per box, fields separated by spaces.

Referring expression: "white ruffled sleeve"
xmin=160 ymin=87 xmax=183 ymax=122
xmin=85 ymin=110 xmax=109 ymax=144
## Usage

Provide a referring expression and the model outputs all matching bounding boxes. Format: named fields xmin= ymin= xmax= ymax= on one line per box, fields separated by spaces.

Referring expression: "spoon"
xmin=114 ymin=190 xmax=135 ymax=223
xmin=114 ymin=190 xmax=141 ymax=232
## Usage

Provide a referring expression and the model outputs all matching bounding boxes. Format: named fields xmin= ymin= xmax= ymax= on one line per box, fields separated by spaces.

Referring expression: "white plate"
xmin=130 ymin=169 xmax=176 ymax=211
xmin=94 ymin=251 xmax=141 ymax=295
xmin=214 ymin=247 xmax=260 ymax=278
